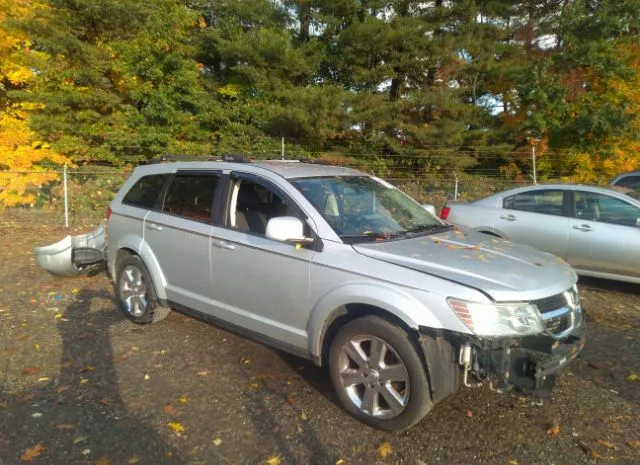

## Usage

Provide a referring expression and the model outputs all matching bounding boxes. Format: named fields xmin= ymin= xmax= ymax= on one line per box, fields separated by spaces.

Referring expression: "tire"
xmin=328 ymin=315 xmax=432 ymax=431
xmin=116 ymin=254 xmax=170 ymax=324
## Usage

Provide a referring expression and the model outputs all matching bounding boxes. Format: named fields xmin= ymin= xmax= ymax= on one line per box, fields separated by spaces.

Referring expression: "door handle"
xmin=499 ymin=214 xmax=517 ymax=221
xmin=146 ymin=223 xmax=163 ymax=231
xmin=572 ymin=224 xmax=592 ymax=232
xmin=212 ymin=240 xmax=236 ymax=250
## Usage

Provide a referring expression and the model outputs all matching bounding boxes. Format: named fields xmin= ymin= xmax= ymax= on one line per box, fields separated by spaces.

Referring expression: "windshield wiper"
xmin=407 ymin=223 xmax=454 ymax=235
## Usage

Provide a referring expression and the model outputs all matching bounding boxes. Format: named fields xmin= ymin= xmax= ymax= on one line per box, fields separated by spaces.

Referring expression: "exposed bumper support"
xmin=419 ymin=326 xmax=586 ymax=401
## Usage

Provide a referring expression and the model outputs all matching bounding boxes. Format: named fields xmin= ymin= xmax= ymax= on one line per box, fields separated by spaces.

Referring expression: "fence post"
xmin=532 ymin=146 xmax=537 ymax=184
xmin=281 ymin=137 xmax=285 ymax=160
xmin=63 ymin=165 xmax=69 ymax=229
xmin=453 ymin=171 xmax=459 ymax=201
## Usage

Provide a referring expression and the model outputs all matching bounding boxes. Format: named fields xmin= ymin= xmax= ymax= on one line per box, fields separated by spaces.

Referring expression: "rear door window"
xmin=122 ymin=174 xmax=169 ymax=209
xmin=163 ymin=173 xmax=220 ymax=223
xmin=503 ymin=190 xmax=565 ymax=216
xmin=573 ymin=191 xmax=640 ymax=227
xmin=613 ymin=175 xmax=640 ymax=189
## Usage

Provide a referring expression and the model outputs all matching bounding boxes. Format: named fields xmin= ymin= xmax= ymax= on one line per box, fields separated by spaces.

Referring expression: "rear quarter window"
xmin=122 ymin=174 xmax=169 ymax=209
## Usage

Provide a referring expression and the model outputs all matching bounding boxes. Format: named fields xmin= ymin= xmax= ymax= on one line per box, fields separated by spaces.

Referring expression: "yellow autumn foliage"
xmin=0 ymin=0 xmax=70 ymax=208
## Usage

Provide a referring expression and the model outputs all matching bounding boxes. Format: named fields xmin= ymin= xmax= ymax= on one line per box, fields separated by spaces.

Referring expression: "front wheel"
xmin=328 ymin=315 xmax=432 ymax=431
xmin=116 ymin=254 xmax=170 ymax=324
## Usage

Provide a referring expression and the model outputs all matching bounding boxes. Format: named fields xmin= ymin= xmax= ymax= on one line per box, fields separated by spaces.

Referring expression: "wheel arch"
xmin=307 ymin=283 xmax=442 ymax=367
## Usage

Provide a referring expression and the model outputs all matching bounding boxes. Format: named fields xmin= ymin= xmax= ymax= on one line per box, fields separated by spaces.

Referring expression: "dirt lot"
xmin=1 ymin=224 xmax=639 ymax=465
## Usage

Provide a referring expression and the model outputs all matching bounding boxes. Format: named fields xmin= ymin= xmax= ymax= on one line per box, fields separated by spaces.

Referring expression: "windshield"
xmin=291 ymin=176 xmax=447 ymax=243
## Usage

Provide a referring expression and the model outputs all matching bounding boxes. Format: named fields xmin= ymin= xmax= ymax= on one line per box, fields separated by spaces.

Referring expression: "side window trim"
xmin=572 ymin=189 xmax=640 ymax=227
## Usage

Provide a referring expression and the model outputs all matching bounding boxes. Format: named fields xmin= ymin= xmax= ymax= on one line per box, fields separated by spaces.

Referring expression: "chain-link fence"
xmin=0 ymin=149 xmax=599 ymax=229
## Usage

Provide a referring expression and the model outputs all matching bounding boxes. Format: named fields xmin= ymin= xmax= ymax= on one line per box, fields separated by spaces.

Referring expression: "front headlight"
xmin=447 ymin=298 xmax=544 ymax=337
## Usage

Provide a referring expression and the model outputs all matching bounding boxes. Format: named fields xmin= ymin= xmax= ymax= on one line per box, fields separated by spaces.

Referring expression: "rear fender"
xmin=112 ymin=236 xmax=168 ymax=302
xmin=306 ymin=282 xmax=443 ymax=361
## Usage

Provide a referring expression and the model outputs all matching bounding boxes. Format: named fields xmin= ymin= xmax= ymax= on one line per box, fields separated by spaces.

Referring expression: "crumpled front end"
xmin=33 ymin=224 xmax=106 ymax=277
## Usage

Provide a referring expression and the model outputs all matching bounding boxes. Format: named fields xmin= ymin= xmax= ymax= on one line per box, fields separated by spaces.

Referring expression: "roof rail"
xmin=145 ymin=154 xmax=252 ymax=165
xmin=298 ymin=158 xmax=330 ymax=165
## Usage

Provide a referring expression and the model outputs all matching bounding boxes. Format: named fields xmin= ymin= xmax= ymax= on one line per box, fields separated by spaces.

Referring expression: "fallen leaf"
xmin=54 ymin=313 xmax=63 ymax=319
xmin=163 ymin=404 xmax=176 ymax=415
xmin=580 ymin=442 xmax=604 ymax=459
xmin=80 ymin=378 xmax=89 ymax=385
xmin=144 ymin=374 xmax=150 ymax=381
xmin=336 ymin=460 xmax=345 ymax=465
xmin=55 ymin=385 xmax=69 ymax=393
xmin=627 ymin=441 xmax=640 ymax=449
xmin=126 ymin=457 xmax=141 ymax=465
xmin=285 ymin=394 xmax=295 ymax=406
xmin=177 ymin=394 xmax=189 ymax=404
xmin=73 ymin=436 xmax=87 ymax=444
xmin=547 ymin=424 xmax=560 ymax=436
xmin=71 ymin=288 xmax=79 ymax=294
xmin=33 ymin=344 xmax=40 ymax=351
xmin=80 ymin=366 xmax=95 ymax=373
xmin=20 ymin=443 xmax=44 ymax=461
xmin=465 ymin=409 xmax=473 ymax=417
xmin=197 ymin=371 xmax=209 ymax=377
xmin=265 ymin=456 xmax=281 ymax=465
xmin=300 ymin=410 xmax=307 ymax=421
xmin=508 ymin=461 xmax=518 ymax=465
xmin=167 ymin=421 xmax=185 ymax=434
xmin=94 ymin=456 xmax=110 ymax=465
xmin=250 ymin=383 xmax=260 ymax=389
xmin=626 ymin=372 xmax=640 ymax=382
xmin=378 ymin=441 xmax=392 ymax=459
xmin=99 ymin=398 xmax=113 ymax=406
xmin=258 ymin=372 xmax=278 ymax=381
xmin=61 ymin=360 xmax=75 ymax=369
xmin=112 ymin=353 xmax=129 ymax=364
xmin=38 ymin=377 xmax=50 ymax=382
xmin=212 ymin=438 xmax=222 ymax=446
xmin=55 ymin=424 xmax=74 ymax=430
xmin=597 ymin=439 xmax=615 ymax=450
xmin=22 ymin=367 xmax=40 ymax=375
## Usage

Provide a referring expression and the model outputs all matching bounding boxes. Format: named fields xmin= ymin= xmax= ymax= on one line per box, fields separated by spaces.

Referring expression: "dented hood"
xmin=353 ymin=229 xmax=577 ymax=301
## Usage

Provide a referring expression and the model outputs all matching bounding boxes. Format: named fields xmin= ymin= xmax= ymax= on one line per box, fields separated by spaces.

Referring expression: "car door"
xmin=567 ymin=190 xmax=640 ymax=277
xmin=143 ymin=170 xmax=223 ymax=312
xmin=207 ymin=172 xmax=316 ymax=352
xmin=498 ymin=189 xmax=570 ymax=258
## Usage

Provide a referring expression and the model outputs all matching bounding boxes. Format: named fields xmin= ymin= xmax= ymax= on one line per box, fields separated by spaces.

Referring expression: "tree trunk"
xmin=298 ymin=1 xmax=311 ymax=43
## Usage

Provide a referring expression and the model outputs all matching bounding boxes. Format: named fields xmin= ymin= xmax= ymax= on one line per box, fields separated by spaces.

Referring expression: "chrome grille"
xmin=532 ymin=288 xmax=578 ymax=339
xmin=544 ymin=312 xmax=572 ymax=334
xmin=532 ymin=292 xmax=568 ymax=314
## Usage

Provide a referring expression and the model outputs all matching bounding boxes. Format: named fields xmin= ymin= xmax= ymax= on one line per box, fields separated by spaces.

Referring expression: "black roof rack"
xmin=298 ymin=158 xmax=330 ymax=165
xmin=145 ymin=154 xmax=252 ymax=165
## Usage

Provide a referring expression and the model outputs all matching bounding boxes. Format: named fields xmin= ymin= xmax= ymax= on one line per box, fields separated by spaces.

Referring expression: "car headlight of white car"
xmin=447 ymin=298 xmax=544 ymax=337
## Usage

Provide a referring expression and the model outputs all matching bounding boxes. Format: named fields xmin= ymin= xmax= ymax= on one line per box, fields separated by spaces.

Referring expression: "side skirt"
xmin=165 ymin=300 xmax=314 ymax=362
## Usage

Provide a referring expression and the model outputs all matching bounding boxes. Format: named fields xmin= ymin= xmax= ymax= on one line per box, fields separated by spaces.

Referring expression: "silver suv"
xmin=104 ymin=157 xmax=585 ymax=431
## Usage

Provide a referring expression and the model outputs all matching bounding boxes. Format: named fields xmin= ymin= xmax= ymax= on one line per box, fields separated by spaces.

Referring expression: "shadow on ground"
xmin=0 ymin=288 xmax=186 ymax=464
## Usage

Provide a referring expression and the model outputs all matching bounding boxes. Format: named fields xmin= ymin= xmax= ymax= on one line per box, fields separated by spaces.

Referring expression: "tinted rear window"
xmin=122 ymin=174 xmax=169 ymax=209
xmin=163 ymin=174 xmax=219 ymax=223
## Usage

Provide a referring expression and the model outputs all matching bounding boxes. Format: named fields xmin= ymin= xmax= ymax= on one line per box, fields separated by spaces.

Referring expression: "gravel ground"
xmin=1 ymin=224 xmax=639 ymax=465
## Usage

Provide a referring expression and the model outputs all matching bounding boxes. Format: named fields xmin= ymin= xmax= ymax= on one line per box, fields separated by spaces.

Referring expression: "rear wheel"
xmin=328 ymin=315 xmax=432 ymax=431
xmin=116 ymin=254 xmax=170 ymax=324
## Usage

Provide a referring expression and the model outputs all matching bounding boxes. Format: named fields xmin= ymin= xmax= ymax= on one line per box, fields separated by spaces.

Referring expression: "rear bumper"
xmin=33 ymin=224 xmax=106 ymax=277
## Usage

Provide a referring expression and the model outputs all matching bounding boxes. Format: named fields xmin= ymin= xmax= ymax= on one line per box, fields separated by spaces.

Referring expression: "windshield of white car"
xmin=291 ymin=176 xmax=446 ymax=243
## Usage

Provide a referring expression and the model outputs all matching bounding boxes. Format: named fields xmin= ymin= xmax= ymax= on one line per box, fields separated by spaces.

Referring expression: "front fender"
xmin=306 ymin=282 xmax=443 ymax=360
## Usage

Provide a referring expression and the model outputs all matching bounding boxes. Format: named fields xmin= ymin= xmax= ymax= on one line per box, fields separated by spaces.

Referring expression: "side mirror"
xmin=422 ymin=204 xmax=437 ymax=216
xmin=266 ymin=216 xmax=314 ymax=244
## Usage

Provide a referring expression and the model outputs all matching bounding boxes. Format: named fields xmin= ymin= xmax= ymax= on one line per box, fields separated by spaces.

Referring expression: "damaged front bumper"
xmin=468 ymin=327 xmax=586 ymax=398
xmin=419 ymin=325 xmax=586 ymax=402
xmin=33 ymin=224 xmax=106 ymax=277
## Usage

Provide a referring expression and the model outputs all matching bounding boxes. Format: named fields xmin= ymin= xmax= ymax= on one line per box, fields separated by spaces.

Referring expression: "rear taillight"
xmin=440 ymin=206 xmax=451 ymax=220
xmin=106 ymin=207 xmax=112 ymax=221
